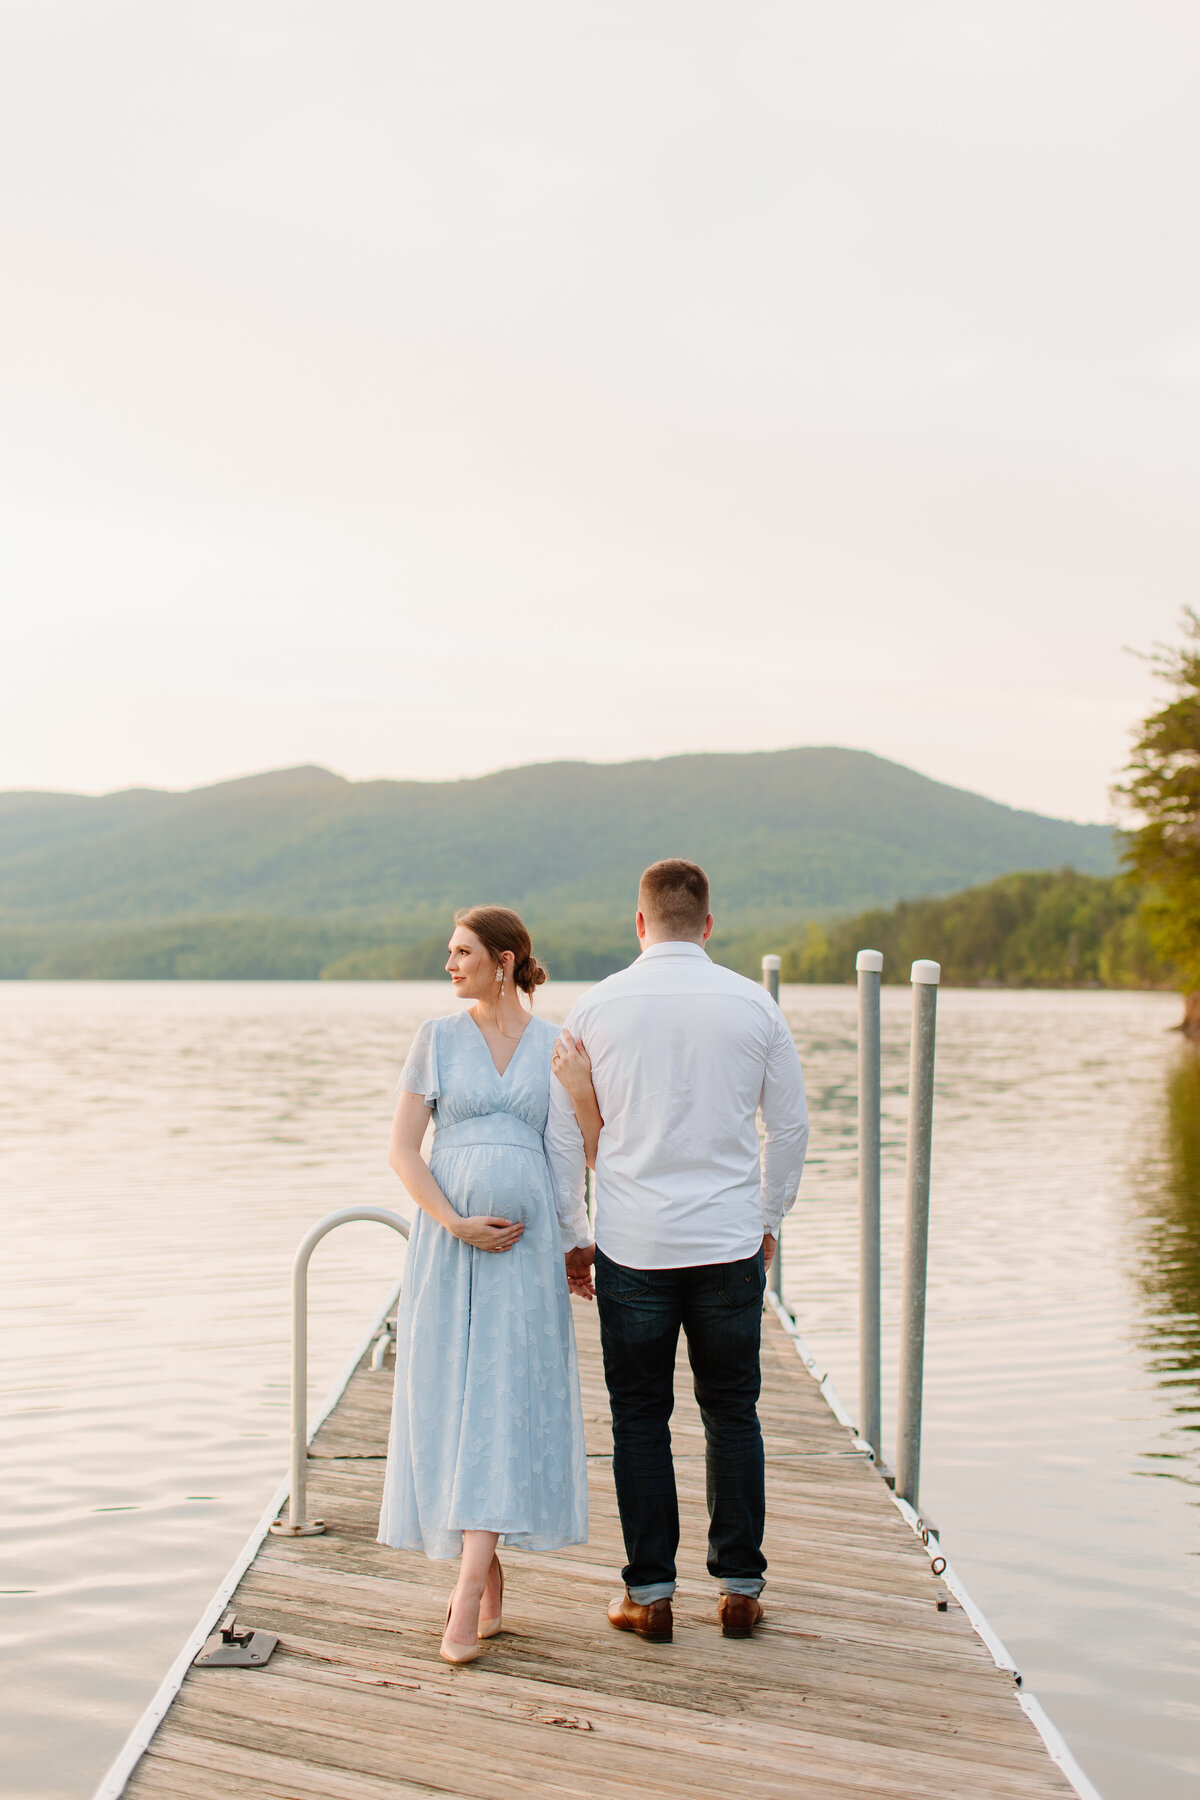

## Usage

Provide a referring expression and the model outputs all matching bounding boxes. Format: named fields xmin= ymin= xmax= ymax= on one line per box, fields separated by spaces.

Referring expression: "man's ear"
xmin=635 ymin=910 xmax=647 ymax=941
xmin=702 ymin=913 xmax=714 ymax=943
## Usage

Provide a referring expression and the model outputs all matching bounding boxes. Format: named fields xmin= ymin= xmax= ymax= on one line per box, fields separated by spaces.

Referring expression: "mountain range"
xmin=0 ymin=748 xmax=1116 ymax=977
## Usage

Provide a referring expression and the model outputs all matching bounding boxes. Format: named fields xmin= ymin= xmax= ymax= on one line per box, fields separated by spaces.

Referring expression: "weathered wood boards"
xmin=123 ymin=1304 xmax=1076 ymax=1800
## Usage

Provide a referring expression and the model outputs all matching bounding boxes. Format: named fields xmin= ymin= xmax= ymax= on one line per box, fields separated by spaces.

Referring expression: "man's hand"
xmin=565 ymin=1242 xmax=596 ymax=1300
xmin=762 ymin=1232 xmax=777 ymax=1272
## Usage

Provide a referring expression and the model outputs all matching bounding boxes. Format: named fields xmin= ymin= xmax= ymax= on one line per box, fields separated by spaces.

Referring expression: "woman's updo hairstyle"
xmin=454 ymin=905 xmax=548 ymax=998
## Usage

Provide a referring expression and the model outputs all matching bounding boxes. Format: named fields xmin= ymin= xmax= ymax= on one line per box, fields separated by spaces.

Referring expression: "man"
xmin=544 ymin=858 xmax=809 ymax=1642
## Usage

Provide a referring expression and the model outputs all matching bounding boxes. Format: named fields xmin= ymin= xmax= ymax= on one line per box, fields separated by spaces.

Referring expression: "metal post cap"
xmin=761 ymin=954 xmax=782 ymax=970
xmin=856 ymin=949 xmax=883 ymax=972
xmin=910 ymin=960 xmax=941 ymax=985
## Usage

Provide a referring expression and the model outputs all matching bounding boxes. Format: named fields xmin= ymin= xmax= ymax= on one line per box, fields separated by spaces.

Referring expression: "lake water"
xmin=2 ymin=981 xmax=1198 ymax=1800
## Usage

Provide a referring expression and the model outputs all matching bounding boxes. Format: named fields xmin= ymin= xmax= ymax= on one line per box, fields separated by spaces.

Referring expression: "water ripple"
xmin=1 ymin=981 xmax=1197 ymax=1798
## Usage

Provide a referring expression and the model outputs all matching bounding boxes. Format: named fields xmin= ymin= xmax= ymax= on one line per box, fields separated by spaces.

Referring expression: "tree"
xmin=1115 ymin=609 xmax=1200 ymax=1033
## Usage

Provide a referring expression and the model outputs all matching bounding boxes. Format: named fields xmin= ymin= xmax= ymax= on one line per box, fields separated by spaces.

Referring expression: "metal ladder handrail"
xmin=269 ymin=1206 xmax=410 ymax=1537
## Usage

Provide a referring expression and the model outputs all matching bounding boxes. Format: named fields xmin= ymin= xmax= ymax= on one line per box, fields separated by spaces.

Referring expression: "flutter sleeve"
xmin=397 ymin=1017 xmax=439 ymax=1110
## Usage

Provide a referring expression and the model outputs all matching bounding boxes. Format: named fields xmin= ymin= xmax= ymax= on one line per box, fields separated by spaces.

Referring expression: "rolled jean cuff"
xmin=718 ymin=1577 xmax=765 ymax=1598
xmin=627 ymin=1581 xmax=675 ymax=1604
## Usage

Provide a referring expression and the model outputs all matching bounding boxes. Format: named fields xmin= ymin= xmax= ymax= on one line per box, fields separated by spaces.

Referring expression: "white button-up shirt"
xmin=544 ymin=941 xmax=809 ymax=1269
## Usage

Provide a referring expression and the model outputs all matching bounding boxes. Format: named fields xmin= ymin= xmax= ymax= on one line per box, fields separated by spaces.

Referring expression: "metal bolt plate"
xmin=193 ymin=1609 xmax=278 ymax=1668
xmin=194 ymin=1629 xmax=278 ymax=1667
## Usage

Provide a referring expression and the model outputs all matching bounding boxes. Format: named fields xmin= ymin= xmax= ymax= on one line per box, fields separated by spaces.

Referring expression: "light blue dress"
xmin=378 ymin=1011 xmax=589 ymax=1560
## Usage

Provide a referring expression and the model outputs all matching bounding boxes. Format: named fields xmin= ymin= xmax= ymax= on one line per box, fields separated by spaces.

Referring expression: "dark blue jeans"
xmin=595 ymin=1245 xmax=767 ymax=1602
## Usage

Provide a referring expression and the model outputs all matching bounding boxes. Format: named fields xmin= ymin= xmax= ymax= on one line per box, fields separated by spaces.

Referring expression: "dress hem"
xmin=376 ymin=1529 xmax=588 ymax=1561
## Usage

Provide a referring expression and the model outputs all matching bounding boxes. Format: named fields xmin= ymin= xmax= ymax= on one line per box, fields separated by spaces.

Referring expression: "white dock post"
xmin=856 ymin=949 xmax=884 ymax=1463
xmin=761 ymin=955 xmax=784 ymax=1298
xmin=896 ymin=961 xmax=940 ymax=1510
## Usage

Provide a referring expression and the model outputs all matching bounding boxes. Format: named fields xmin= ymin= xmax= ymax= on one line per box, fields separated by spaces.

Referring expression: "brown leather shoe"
xmin=607 ymin=1591 xmax=673 ymax=1642
xmin=717 ymin=1593 xmax=764 ymax=1638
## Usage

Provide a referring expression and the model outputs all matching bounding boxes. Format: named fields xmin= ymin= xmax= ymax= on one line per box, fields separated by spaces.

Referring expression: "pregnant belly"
xmin=430 ymin=1142 xmax=546 ymax=1224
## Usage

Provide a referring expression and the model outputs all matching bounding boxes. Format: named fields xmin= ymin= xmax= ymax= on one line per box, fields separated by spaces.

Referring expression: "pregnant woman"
xmin=378 ymin=905 xmax=599 ymax=1665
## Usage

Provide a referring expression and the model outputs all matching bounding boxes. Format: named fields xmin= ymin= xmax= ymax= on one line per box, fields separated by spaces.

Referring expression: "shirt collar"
xmin=637 ymin=940 xmax=711 ymax=962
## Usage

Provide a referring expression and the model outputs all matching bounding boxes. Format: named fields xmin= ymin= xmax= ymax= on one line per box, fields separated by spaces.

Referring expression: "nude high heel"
xmin=478 ymin=1557 xmax=504 ymax=1639
xmin=440 ymin=1596 xmax=484 ymax=1666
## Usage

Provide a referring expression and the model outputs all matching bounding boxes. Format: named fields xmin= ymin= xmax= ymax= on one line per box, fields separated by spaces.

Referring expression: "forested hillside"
xmin=0 ymin=749 xmax=1114 ymax=948
xmin=777 ymin=869 xmax=1167 ymax=989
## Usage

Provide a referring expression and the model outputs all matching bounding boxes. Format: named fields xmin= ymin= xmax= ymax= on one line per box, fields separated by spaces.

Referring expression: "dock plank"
xmin=122 ymin=1303 xmax=1076 ymax=1800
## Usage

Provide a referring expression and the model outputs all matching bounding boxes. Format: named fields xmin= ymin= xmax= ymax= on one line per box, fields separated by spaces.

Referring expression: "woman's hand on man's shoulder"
xmin=551 ymin=1029 xmax=593 ymax=1098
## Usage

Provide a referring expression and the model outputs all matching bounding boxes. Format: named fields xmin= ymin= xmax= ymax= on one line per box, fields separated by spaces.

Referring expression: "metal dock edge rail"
xmin=765 ymin=1293 xmax=1103 ymax=1800
xmin=92 ymin=1268 xmax=1102 ymax=1800
xmin=92 ymin=1269 xmax=404 ymax=1800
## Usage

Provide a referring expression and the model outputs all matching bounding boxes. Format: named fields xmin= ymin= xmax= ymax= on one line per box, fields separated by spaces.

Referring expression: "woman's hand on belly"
xmin=451 ymin=1214 xmax=525 ymax=1252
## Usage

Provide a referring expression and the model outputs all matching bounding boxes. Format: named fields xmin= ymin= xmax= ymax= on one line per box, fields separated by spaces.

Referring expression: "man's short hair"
xmin=638 ymin=858 xmax=711 ymax=937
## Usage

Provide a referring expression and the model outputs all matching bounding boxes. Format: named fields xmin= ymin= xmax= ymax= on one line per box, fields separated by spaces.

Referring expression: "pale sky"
xmin=1 ymin=2 xmax=1196 ymax=823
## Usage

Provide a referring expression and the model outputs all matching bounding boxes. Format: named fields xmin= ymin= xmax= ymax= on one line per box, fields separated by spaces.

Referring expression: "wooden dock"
xmin=118 ymin=1302 xmax=1082 ymax=1800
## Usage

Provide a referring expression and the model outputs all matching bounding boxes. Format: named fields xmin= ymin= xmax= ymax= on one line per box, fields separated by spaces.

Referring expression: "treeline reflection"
xmin=1135 ymin=1052 xmax=1200 ymax=1451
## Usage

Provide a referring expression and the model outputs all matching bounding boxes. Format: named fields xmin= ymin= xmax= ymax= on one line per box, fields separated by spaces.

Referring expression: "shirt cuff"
xmin=761 ymin=1185 xmax=799 ymax=1237
xmin=559 ymin=1207 xmax=593 ymax=1253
